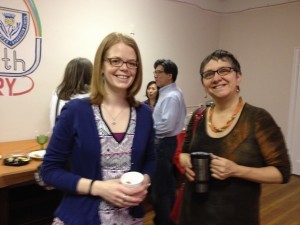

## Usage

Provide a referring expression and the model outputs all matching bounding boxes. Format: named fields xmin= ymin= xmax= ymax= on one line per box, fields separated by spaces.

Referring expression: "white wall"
xmin=1 ymin=0 xmax=299 ymax=142
xmin=0 ymin=0 xmax=218 ymax=141
xmin=219 ymin=2 xmax=300 ymax=135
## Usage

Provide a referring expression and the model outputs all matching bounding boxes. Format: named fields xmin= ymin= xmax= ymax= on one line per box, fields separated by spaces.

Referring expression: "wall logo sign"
xmin=0 ymin=11 xmax=29 ymax=48
xmin=0 ymin=0 xmax=42 ymax=96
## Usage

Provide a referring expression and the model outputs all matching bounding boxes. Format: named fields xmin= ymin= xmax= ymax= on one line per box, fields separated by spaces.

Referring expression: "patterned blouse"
xmin=52 ymin=105 xmax=143 ymax=225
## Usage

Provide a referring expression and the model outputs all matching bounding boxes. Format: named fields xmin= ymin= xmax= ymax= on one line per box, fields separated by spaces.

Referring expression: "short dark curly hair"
xmin=200 ymin=49 xmax=241 ymax=76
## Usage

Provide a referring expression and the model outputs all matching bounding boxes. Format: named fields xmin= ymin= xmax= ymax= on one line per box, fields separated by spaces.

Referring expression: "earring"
xmin=236 ymin=85 xmax=240 ymax=92
xmin=204 ymin=92 xmax=208 ymax=99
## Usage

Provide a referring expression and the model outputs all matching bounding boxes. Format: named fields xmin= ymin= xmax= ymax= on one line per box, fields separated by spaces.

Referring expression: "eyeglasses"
xmin=105 ymin=57 xmax=138 ymax=69
xmin=153 ymin=70 xmax=165 ymax=75
xmin=201 ymin=67 xmax=234 ymax=79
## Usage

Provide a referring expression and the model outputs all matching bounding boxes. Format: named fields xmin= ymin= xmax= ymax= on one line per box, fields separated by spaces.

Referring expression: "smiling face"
xmin=103 ymin=42 xmax=138 ymax=94
xmin=202 ymin=59 xmax=242 ymax=100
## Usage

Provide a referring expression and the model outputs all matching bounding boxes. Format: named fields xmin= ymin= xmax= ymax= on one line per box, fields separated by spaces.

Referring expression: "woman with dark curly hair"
xmin=179 ymin=49 xmax=291 ymax=225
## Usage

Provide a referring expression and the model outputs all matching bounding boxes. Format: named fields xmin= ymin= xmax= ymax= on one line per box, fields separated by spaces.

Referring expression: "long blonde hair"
xmin=90 ymin=32 xmax=143 ymax=107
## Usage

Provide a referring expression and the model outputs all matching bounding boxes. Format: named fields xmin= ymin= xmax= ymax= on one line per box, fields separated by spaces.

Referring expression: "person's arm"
xmin=210 ymin=108 xmax=291 ymax=184
xmin=77 ymin=178 xmax=93 ymax=194
xmin=80 ymin=174 xmax=151 ymax=208
xmin=154 ymin=97 xmax=181 ymax=136
xmin=141 ymin=126 xmax=156 ymax=180
xmin=135 ymin=105 xmax=156 ymax=180
xmin=49 ymin=91 xmax=58 ymax=130
xmin=179 ymin=108 xmax=203 ymax=181
xmin=179 ymin=153 xmax=196 ymax=181
xmin=42 ymin=100 xmax=96 ymax=193
xmin=210 ymin=155 xmax=283 ymax=183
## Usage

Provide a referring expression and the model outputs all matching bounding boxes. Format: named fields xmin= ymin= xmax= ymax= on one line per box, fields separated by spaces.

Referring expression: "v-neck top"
xmin=92 ymin=105 xmax=143 ymax=225
xmin=41 ymin=98 xmax=156 ymax=225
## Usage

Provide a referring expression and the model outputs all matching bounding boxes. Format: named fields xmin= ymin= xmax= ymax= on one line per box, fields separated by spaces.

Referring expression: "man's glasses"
xmin=105 ymin=58 xmax=138 ymax=69
xmin=201 ymin=67 xmax=234 ymax=79
xmin=153 ymin=70 xmax=165 ymax=75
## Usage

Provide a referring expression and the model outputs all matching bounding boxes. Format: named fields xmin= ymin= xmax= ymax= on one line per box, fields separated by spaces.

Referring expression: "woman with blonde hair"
xmin=42 ymin=32 xmax=155 ymax=225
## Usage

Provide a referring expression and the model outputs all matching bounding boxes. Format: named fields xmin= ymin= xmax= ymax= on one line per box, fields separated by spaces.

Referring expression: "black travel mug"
xmin=191 ymin=152 xmax=211 ymax=193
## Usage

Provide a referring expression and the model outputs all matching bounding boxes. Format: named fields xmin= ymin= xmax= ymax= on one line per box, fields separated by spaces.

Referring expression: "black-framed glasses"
xmin=105 ymin=57 xmax=138 ymax=69
xmin=201 ymin=67 xmax=234 ymax=79
xmin=153 ymin=70 xmax=165 ymax=75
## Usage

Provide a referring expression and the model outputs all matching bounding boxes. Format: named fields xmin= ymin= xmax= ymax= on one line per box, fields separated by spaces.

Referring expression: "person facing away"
xmin=41 ymin=32 xmax=155 ymax=225
xmin=49 ymin=57 xmax=93 ymax=129
xmin=179 ymin=49 xmax=291 ymax=225
xmin=151 ymin=59 xmax=187 ymax=225
xmin=143 ymin=80 xmax=159 ymax=111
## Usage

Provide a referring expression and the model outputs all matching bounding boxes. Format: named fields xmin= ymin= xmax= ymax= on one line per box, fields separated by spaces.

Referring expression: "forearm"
xmin=77 ymin=174 xmax=151 ymax=196
xmin=77 ymin=178 xmax=94 ymax=195
xmin=234 ymin=165 xmax=283 ymax=184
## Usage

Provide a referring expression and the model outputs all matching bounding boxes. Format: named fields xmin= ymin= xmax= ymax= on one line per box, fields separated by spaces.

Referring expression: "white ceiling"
xmin=169 ymin=0 xmax=300 ymax=13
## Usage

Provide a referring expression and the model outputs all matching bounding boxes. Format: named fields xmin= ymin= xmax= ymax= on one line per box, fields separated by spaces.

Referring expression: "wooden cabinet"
xmin=8 ymin=183 xmax=62 ymax=225
xmin=1 ymin=181 xmax=62 ymax=225
xmin=0 ymin=140 xmax=61 ymax=225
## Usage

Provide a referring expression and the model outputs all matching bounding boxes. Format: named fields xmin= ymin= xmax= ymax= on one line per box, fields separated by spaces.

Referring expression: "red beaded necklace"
xmin=208 ymin=97 xmax=244 ymax=133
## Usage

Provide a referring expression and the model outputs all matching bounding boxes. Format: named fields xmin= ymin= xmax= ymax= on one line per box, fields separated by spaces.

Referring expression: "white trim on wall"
xmin=287 ymin=47 xmax=300 ymax=175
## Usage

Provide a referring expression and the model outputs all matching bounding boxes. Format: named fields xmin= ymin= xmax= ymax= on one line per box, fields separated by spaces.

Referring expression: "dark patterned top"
xmin=180 ymin=103 xmax=291 ymax=225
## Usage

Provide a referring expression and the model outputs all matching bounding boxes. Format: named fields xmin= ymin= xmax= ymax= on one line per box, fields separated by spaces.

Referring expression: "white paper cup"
xmin=120 ymin=171 xmax=144 ymax=188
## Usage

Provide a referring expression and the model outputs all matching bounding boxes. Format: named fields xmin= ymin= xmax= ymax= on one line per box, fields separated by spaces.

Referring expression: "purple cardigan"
xmin=41 ymin=98 xmax=156 ymax=225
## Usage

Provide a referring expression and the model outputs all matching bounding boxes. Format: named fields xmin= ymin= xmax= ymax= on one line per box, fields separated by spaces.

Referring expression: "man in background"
xmin=152 ymin=59 xmax=186 ymax=225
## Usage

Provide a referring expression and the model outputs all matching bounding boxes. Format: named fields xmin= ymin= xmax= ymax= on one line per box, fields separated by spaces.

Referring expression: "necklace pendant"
xmin=112 ymin=121 xmax=116 ymax=125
